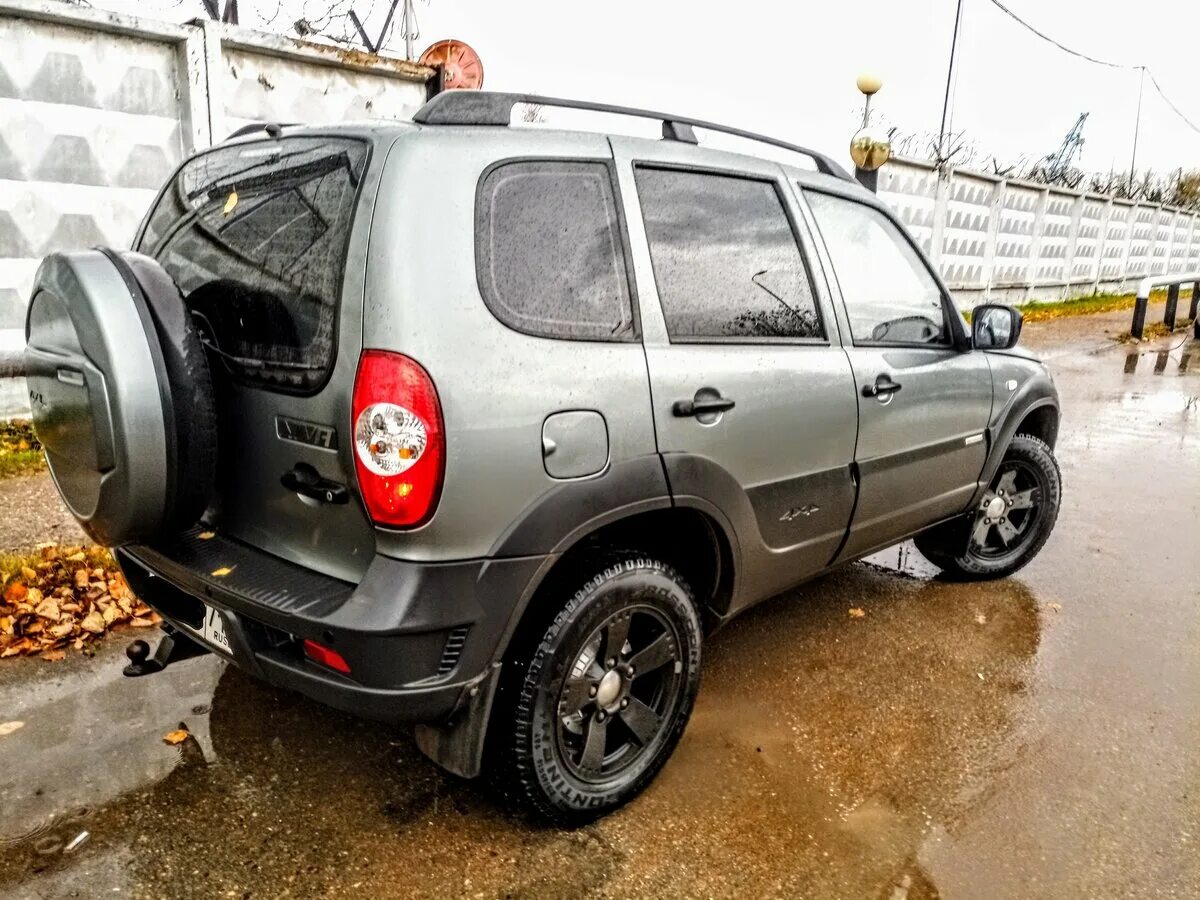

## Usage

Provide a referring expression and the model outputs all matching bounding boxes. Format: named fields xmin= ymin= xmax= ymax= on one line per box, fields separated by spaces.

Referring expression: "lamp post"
xmin=850 ymin=73 xmax=891 ymax=192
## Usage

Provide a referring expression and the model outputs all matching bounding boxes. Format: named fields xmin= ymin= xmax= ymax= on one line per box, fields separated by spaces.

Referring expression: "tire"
xmin=915 ymin=434 xmax=1061 ymax=581
xmin=115 ymin=252 xmax=217 ymax=532
xmin=496 ymin=557 xmax=702 ymax=825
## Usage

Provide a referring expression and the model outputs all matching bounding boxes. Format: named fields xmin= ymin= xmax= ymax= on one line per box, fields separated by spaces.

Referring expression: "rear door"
xmin=611 ymin=138 xmax=858 ymax=609
xmin=799 ymin=186 xmax=993 ymax=561
xmin=136 ymin=133 xmax=381 ymax=582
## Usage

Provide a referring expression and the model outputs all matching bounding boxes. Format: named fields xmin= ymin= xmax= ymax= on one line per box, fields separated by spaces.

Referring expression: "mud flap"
xmin=413 ymin=663 xmax=502 ymax=778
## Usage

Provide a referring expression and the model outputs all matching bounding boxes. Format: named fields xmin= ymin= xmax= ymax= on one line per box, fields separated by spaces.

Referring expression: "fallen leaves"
xmin=162 ymin=728 xmax=190 ymax=745
xmin=0 ymin=545 xmax=159 ymax=660
xmin=0 ymin=419 xmax=46 ymax=479
xmin=0 ymin=720 xmax=24 ymax=737
xmin=848 ymin=608 xmax=866 ymax=619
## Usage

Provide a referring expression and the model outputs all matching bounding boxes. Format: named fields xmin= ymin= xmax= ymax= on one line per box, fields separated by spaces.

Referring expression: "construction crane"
xmin=1042 ymin=113 xmax=1088 ymax=183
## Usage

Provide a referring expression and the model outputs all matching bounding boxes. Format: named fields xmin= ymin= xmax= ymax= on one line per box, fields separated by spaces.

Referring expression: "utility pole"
xmin=937 ymin=0 xmax=965 ymax=166
xmin=1129 ymin=65 xmax=1145 ymax=187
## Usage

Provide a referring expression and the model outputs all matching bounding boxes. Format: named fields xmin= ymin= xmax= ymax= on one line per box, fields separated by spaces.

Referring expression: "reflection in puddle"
xmin=1122 ymin=342 xmax=1198 ymax=377
xmin=0 ymin=564 xmax=1043 ymax=899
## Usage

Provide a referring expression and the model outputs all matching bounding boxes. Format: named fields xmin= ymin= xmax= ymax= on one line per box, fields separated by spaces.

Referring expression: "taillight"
xmin=351 ymin=351 xmax=445 ymax=528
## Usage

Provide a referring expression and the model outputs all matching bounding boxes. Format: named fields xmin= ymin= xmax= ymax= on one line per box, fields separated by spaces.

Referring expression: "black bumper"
xmin=116 ymin=528 xmax=546 ymax=724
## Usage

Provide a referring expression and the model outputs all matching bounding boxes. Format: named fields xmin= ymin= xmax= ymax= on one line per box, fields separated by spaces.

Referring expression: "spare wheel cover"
xmin=25 ymin=251 xmax=172 ymax=545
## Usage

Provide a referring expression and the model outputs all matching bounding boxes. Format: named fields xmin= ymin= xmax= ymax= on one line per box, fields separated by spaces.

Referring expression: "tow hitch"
xmin=122 ymin=627 xmax=209 ymax=677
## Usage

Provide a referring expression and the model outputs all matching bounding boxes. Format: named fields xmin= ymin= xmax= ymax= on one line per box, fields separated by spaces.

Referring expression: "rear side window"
xmin=476 ymin=160 xmax=635 ymax=341
xmin=138 ymin=137 xmax=369 ymax=392
xmin=634 ymin=167 xmax=822 ymax=341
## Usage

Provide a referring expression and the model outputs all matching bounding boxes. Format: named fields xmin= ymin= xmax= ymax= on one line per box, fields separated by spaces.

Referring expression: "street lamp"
xmin=850 ymin=73 xmax=890 ymax=192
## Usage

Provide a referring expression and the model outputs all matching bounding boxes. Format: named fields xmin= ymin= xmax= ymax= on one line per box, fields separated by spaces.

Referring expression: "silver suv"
xmin=24 ymin=91 xmax=1061 ymax=823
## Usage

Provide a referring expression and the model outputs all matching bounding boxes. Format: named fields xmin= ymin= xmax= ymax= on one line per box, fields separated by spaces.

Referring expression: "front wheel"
xmin=915 ymin=434 xmax=1062 ymax=580
xmin=497 ymin=557 xmax=702 ymax=825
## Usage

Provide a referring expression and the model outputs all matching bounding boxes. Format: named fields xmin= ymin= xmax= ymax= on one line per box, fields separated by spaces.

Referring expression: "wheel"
xmin=497 ymin=557 xmax=702 ymax=824
xmin=915 ymin=434 xmax=1061 ymax=580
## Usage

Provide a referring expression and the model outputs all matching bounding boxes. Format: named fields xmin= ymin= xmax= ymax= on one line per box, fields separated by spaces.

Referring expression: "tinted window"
xmin=806 ymin=191 xmax=949 ymax=345
xmin=635 ymin=167 xmax=821 ymax=340
xmin=138 ymin=137 xmax=368 ymax=392
xmin=476 ymin=161 xmax=634 ymax=340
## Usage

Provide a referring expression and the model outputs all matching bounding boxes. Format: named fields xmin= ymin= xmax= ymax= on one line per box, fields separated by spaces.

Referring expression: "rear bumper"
xmin=116 ymin=528 xmax=546 ymax=723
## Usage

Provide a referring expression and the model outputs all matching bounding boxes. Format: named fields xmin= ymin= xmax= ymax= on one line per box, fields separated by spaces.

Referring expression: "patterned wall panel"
xmin=1169 ymin=211 xmax=1191 ymax=274
xmin=1071 ymin=198 xmax=1105 ymax=284
xmin=1100 ymin=202 xmax=1131 ymax=282
xmin=1034 ymin=191 xmax=1072 ymax=284
xmin=993 ymin=184 xmax=1037 ymax=286
xmin=220 ymin=47 xmax=428 ymax=140
xmin=1152 ymin=208 xmax=1172 ymax=273
xmin=1127 ymin=206 xmax=1156 ymax=278
xmin=0 ymin=16 xmax=185 ymax=329
xmin=1188 ymin=216 xmax=1200 ymax=272
xmin=939 ymin=173 xmax=993 ymax=289
xmin=877 ymin=163 xmax=936 ymax=258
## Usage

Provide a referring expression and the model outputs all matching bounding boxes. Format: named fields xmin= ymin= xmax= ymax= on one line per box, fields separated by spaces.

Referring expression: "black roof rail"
xmin=411 ymin=91 xmax=853 ymax=181
xmin=223 ymin=121 xmax=295 ymax=142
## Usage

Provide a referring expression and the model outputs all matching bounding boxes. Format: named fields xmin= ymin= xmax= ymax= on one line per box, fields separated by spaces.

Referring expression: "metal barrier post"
xmin=1131 ymin=293 xmax=1149 ymax=339
xmin=1165 ymin=283 xmax=1180 ymax=329
xmin=1130 ymin=271 xmax=1200 ymax=338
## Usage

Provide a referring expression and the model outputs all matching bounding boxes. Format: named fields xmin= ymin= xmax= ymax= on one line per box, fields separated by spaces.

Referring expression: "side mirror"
xmin=972 ymin=304 xmax=1023 ymax=350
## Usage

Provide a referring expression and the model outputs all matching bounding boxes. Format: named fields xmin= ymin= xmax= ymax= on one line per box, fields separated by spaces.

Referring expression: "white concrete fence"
xmin=879 ymin=157 xmax=1200 ymax=309
xmin=0 ymin=0 xmax=434 ymax=413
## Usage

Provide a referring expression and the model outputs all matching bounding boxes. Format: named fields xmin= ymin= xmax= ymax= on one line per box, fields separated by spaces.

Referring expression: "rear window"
xmin=138 ymin=137 xmax=369 ymax=392
xmin=475 ymin=160 xmax=636 ymax=341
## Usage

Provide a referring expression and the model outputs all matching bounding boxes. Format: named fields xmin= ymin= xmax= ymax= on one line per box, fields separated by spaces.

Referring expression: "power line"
xmin=1144 ymin=69 xmax=1200 ymax=135
xmin=986 ymin=0 xmax=1127 ymax=69
xmin=984 ymin=0 xmax=1200 ymax=137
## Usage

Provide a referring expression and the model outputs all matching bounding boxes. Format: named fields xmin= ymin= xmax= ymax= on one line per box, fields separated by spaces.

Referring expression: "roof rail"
xmin=412 ymin=91 xmax=853 ymax=181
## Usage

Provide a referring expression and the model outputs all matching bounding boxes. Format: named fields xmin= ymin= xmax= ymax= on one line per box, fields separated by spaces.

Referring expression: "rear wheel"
xmin=497 ymin=557 xmax=702 ymax=824
xmin=915 ymin=434 xmax=1061 ymax=580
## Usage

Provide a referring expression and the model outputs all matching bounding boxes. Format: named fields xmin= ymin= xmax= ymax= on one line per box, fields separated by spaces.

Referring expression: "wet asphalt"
xmin=1 ymin=313 xmax=1197 ymax=899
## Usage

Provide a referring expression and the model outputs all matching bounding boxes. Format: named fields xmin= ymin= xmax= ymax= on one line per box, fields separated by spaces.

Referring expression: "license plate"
xmin=201 ymin=604 xmax=232 ymax=655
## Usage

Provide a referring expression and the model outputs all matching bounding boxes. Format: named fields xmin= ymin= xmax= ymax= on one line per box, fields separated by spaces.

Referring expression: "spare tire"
xmin=24 ymin=249 xmax=216 ymax=546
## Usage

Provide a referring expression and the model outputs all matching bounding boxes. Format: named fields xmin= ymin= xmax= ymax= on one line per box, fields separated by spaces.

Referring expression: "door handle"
xmin=673 ymin=396 xmax=736 ymax=417
xmin=862 ymin=376 xmax=902 ymax=398
xmin=281 ymin=465 xmax=349 ymax=504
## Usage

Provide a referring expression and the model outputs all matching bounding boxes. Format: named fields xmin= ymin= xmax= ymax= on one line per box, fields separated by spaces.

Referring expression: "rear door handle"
xmin=862 ymin=376 xmax=902 ymax=398
xmin=281 ymin=466 xmax=349 ymax=504
xmin=673 ymin=396 xmax=736 ymax=417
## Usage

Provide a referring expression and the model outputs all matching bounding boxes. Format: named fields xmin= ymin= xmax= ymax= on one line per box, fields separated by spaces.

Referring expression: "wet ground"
xmin=1 ymin=313 xmax=1197 ymax=899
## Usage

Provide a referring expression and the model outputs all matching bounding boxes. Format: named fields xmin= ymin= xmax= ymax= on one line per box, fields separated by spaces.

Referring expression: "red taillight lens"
xmin=303 ymin=639 xmax=351 ymax=674
xmin=351 ymin=351 xmax=445 ymax=528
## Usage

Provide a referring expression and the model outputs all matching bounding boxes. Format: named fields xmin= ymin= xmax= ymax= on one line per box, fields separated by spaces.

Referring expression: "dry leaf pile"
xmin=0 ymin=545 xmax=159 ymax=660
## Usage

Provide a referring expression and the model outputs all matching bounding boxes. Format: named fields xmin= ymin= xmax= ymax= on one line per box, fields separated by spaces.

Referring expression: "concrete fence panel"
xmin=881 ymin=157 xmax=1200 ymax=308
xmin=0 ymin=0 xmax=433 ymax=414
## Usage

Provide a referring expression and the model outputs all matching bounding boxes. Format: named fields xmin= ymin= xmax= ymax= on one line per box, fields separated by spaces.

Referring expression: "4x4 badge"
xmin=275 ymin=416 xmax=338 ymax=451
xmin=780 ymin=505 xmax=820 ymax=522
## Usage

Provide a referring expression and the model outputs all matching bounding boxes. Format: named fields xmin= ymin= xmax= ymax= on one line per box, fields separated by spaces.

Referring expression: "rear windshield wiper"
xmin=192 ymin=152 xmax=356 ymax=206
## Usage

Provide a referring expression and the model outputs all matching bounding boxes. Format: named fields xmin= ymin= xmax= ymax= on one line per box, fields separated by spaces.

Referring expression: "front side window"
xmin=806 ymin=191 xmax=949 ymax=345
xmin=634 ymin=167 xmax=822 ymax=340
xmin=476 ymin=160 xmax=634 ymax=341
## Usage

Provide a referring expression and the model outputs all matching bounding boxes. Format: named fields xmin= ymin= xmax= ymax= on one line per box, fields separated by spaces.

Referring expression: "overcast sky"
xmin=103 ymin=0 xmax=1200 ymax=176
